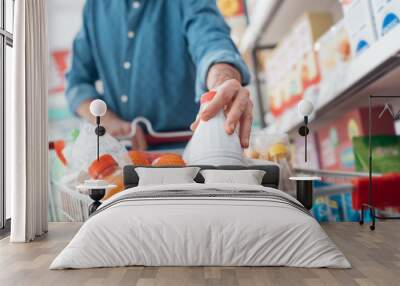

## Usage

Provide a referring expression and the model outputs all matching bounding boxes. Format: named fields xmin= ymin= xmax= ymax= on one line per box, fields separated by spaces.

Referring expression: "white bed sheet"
xmin=50 ymin=183 xmax=350 ymax=269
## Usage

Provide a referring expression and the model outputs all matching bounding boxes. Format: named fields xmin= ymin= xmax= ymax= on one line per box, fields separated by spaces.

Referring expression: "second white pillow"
xmin=200 ymin=169 xmax=266 ymax=185
xmin=136 ymin=167 xmax=200 ymax=186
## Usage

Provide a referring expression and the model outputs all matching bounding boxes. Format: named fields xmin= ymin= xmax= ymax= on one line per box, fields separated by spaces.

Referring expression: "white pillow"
xmin=200 ymin=169 xmax=266 ymax=185
xmin=136 ymin=167 xmax=200 ymax=186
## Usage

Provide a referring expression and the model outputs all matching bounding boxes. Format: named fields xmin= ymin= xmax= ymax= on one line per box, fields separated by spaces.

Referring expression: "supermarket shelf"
xmin=240 ymin=0 xmax=280 ymax=52
xmin=296 ymin=168 xmax=382 ymax=197
xmin=271 ymin=26 xmax=400 ymax=134
xmin=240 ymin=0 xmax=342 ymax=51
xmin=295 ymin=167 xmax=382 ymax=178
xmin=316 ymin=27 xmax=400 ymax=112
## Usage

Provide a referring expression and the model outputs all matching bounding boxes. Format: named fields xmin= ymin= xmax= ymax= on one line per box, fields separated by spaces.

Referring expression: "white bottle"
xmin=183 ymin=91 xmax=244 ymax=166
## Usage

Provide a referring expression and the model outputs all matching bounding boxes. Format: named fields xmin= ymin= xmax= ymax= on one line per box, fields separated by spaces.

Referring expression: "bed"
xmin=50 ymin=165 xmax=350 ymax=269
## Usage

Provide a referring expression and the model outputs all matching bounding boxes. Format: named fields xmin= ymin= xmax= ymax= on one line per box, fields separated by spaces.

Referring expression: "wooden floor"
xmin=0 ymin=222 xmax=399 ymax=286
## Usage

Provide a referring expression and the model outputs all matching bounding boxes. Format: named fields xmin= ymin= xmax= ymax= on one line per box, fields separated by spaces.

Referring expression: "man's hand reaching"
xmin=190 ymin=63 xmax=253 ymax=148
xmin=77 ymin=99 xmax=147 ymax=150
xmin=99 ymin=114 xmax=148 ymax=150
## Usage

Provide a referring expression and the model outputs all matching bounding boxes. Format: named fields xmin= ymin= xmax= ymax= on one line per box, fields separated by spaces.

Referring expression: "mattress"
xmin=50 ymin=183 xmax=351 ymax=269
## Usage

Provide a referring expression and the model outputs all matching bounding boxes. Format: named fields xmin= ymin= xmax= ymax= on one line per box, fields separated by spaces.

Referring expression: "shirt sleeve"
xmin=181 ymin=0 xmax=250 ymax=101
xmin=65 ymin=0 xmax=100 ymax=114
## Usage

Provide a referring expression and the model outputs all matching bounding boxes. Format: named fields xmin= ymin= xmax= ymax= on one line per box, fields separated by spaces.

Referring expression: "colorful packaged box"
xmin=312 ymin=181 xmax=344 ymax=222
xmin=340 ymin=0 xmax=377 ymax=56
xmin=266 ymin=12 xmax=332 ymax=117
xmin=289 ymin=13 xmax=332 ymax=105
xmin=316 ymin=106 xmax=396 ymax=171
xmin=312 ymin=181 xmax=368 ymax=222
xmin=316 ymin=19 xmax=352 ymax=107
xmin=316 ymin=19 xmax=352 ymax=81
xmin=312 ymin=196 xmax=335 ymax=222
xmin=353 ymin=135 xmax=400 ymax=173
xmin=351 ymin=147 xmax=400 ymax=222
xmin=217 ymin=0 xmax=245 ymax=17
xmin=352 ymin=172 xmax=400 ymax=210
xmin=370 ymin=0 xmax=400 ymax=37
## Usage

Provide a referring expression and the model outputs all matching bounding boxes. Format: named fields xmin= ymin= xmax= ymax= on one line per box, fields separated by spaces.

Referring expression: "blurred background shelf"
xmin=241 ymin=0 xmax=400 ymax=135
xmin=314 ymin=25 xmax=400 ymax=123
xmin=271 ymin=26 xmax=400 ymax=135
xmin=294 ymin=167 xmax=382 ymax=179
xmin=241 ymin=0 xmax=342 ymax=51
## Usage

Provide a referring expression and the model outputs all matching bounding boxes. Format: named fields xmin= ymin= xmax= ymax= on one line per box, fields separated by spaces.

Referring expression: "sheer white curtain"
xmin=8 ymin=0 xmax=49 ymax=242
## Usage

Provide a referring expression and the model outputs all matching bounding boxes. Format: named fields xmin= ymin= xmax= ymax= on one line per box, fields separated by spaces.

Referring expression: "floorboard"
xmin=0 ymin=222 xmax=399 ymax=286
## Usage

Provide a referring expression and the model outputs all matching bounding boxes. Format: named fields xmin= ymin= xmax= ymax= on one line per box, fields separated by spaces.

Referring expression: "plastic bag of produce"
xmin=65 ymin=122 xmax=131 ymax=173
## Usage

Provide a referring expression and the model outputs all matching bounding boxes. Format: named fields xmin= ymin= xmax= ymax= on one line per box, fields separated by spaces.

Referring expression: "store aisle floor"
xmin=0 ymin=222 xmax=399 ymax=286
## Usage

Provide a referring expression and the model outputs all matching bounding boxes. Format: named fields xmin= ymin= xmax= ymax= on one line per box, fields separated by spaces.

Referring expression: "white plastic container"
xmin=183 ymin=91 xmax=244 ymax=166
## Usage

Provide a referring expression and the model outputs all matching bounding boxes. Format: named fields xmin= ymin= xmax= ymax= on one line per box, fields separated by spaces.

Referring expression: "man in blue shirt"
xmin=66 ymin=0 xmax=252 ymax=150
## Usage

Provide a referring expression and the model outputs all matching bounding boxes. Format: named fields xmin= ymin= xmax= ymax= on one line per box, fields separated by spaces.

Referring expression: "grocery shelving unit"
xmin=281 ymin=26 xmax=400 ymax=134
xmin=241 ymin=0 xmax=400 ymax=134
xmin=241 ymin=0 xmax=342 ymax=51
xmin=241 ymin=0 xmax=342 ymax=130
xmin=295 ymin=167 xmax=382 ymax=197
xmin=240 ymin=0 xmax=400 ymax=224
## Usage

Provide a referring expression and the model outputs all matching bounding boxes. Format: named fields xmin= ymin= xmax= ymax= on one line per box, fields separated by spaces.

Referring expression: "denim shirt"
xmin=66 ymin=0 xmax=250 ymax=132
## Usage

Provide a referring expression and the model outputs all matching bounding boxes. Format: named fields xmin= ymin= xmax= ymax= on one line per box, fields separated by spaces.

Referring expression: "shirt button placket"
xmin=123 ymin=61 xmax=131 ymax=70
xmin=121 ymin=61 xmax=131 ymax=105
xmin=132 ymin=1 xmax=141 ymax=9
xmin=120 ymin=95 xmax=128 ymax=103
xmin=123 ymin=1 xmax=139 ymax=111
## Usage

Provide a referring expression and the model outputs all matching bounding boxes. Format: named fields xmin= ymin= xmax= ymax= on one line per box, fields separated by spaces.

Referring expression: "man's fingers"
xmin=190 ymin=120 xmax=199 ymax=131
xmin=131 ymin=136 xmax=139 ymax=150
xmin=131 ymin=125 xmax=147 ymax=151
xmin=239 ymin=100 xmax=253 ymax=148
xmin=194 ymin=79 xmax=253 ymax=144
xmin=110 ymin=124 xmax=130 ymax=137
xmin=121 ymin=123 xmax=132 ymax=136
xmin=224 ymin=88 xmax=250 ymax=134
xmin=136 ymin=125 xmax=148 ymax=150
xmin=201 ymin=79 xmax=241 ymax=121
xmin=132 ymin=135 xmax=147 ymax=150
xmin=190 ymin=114 xmax=201 ymax=131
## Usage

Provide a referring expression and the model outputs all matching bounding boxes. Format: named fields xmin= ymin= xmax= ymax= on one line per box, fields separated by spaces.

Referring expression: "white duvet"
xmin=50 ymin=183 xmax=350 ymax=269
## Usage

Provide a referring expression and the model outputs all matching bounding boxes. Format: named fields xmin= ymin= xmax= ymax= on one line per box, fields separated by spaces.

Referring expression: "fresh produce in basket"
xmin=152 ymin=153 xmax=186 ymax=166
xmin=69 ymin=122 xmax=131 ymax=172
xmin=128 ymin=150 xmax=151 ymax=166
xmin=88 ymin=154 xmax=124 ymax=201
xmin=129 ymin=151 xmax=185 ymax=167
